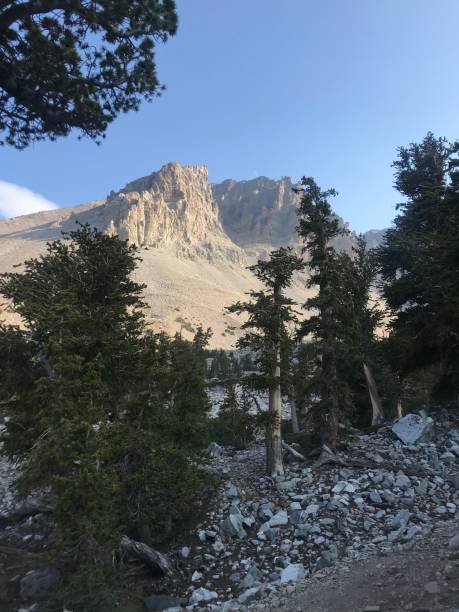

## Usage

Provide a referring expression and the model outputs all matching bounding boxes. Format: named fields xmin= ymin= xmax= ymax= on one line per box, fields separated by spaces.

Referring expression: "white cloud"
xmin=0 ymin=180 xmax=58 ymax=219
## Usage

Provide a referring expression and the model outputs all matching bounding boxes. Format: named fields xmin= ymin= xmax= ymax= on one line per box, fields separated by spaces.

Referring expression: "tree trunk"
xmin=291 ymin=401 xmax=300 ymax=434
xmin=120 ymin=535 xmax=173 ymax=576
xmin=266 ymin=344 xmax=284 ymax=477
xmin=363 ymin=362 xmax=385 ymax=426
xmin=320 ymin=344 xmax=338 ymax=450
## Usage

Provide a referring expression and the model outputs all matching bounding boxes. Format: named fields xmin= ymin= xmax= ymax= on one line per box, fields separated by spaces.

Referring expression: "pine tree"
xmin=0 ymin=225 xmax=211 ymax=610
xmin=219 ymin=384 xmax=256 ymax=449
xmin=296 ymin=178 xmax=343 ymax=452
xmin=227 ymin=247 xmax=304 ymax=476
xmin=335 ymin=237 xmax=384 ymax=425
xmin=377 ymin=133 xmax=459 ymax=403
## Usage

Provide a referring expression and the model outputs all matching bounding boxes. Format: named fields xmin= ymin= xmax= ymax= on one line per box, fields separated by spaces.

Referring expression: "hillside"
xmin=0 ymin=163 xmax=384 ymax=346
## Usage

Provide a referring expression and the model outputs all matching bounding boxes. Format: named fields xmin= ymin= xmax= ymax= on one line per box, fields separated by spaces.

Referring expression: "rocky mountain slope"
xmin=213 ymin=175 xmax=384 ymax=257
xmin=0 ymin=163 xmax=385 ymax=346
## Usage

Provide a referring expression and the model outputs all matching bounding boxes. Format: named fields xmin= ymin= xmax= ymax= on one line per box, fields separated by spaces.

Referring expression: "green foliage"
xmin=377 ymin=133 xmax=459 ymax=403
xmin=0 ymin=0 xmax=178 ymax=148
xmin=0 ymin=225 xmax=212 ymax=611
xmin=333 ymin=237 xmax=385 ymax=425
xmin=227 ymin=247 xmax=304 ymax=475
xmin=219 ymin=384 xmax=256 ymax=449
xmin=227 ymin=247 xmax=304 ymax=387
xmin=206 ymin=349 xmax=242 ymax=383
xmin=296 ymin=178 xmax=343 ymax=448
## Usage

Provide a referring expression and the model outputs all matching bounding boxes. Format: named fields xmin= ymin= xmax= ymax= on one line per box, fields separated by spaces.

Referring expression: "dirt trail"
xmin=247 ymin=522 xmax=459 ymax=612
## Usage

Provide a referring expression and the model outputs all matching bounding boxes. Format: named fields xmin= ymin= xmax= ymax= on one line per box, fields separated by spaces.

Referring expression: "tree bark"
xmin=320 ymin=344 xmax=339 ymax=450
xmin=363 ymin=362 xmax=384 ymax=425
xmin=290 ymin=401 xmax=300 ymax=434
xmin=282 ymin=440 xmax=305 ymax=462
xmin=266 ymin=343 xmax=284 ymax=477
xmin=120 ymin=535 xmax=173 ymax=576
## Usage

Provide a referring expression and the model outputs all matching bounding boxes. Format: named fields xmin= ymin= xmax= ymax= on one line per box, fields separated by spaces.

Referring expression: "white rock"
xmin=190 ymin=587 xmax=218 ymax=605
xmin=391 ymin=414 xmax=434 ymax=445
xmin=280 ymin=563 xmax=305 ymax=583
xmin=269 ymin=510 xmax=288 ymax=527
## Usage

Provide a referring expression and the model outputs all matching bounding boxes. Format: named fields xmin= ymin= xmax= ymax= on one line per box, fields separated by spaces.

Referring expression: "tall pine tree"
xmin=227 ymin=247 xmax=304 ymax=476
xmin=296 ymin=178 xmax=343 ymax=452
xmin=377 ymin=133 xmax=459 ymax=403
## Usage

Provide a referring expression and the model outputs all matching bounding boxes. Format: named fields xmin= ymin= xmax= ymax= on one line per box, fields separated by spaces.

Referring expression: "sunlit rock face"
xmin=103 ymin=162 xmax=245 ymax=263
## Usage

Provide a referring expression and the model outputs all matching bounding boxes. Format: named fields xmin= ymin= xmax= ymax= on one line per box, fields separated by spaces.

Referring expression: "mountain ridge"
xmin=0 ymin=163 xmax=386 ymax=346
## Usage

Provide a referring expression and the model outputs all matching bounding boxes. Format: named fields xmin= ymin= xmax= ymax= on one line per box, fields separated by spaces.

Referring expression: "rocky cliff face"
xmin=212 ymin=176 xmax=299 ymax=251
xmin=212 ymin=175 xmax=384 ymax=254
xmin=98 ymin=162 xmax=245 ymax=263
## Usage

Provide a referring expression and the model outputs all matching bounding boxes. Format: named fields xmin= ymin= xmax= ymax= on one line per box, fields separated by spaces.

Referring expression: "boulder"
xmin=242 ymin=564 xmax=262 ymax=589
xmin=390 ymin=509 xmax=411 ymax=529
xmin=220 ymin=513 xmax=247 ymax=539
xmin=20 ymin=568 xmax=60 ymax=600
xmin=190 ymin=587 xmax=218 ymax=605
xmin=315 ymin=545 xmax=338 ymax=570
xmin=392 ymin=414 xmax=434 ymax=445
xmin=269 ymin=510 xmax=288 ymax=527
xmin=206 ymin=442 xmax=224 ymax=458
xmin=238 ymin=586 xmax=262 ymax=604
xmin=226 ymin=484 xmax=240 ymax=499
xmin=280 ymin=563 xmax=305 ymax=583
xmin=394 ymin=471 xmax=411 ymax=489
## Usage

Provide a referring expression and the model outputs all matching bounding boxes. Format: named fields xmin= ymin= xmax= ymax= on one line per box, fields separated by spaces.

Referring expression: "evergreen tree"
xmin=335 ymin=237 xmax=384 ymax=425
xmin=219 ymin=384 xmax=256 ymax=449
xmin=377 ymin=133 xmax=459 ymax=403
xmin=227 ymin=247 xmax=304 ymax=476
xmin=0 ymin=225 xmax=211 ymax=610
xmin=0 ymin=0 xmax=178 ymax=148
xmin=296 ymin=177 xmax=343 ymax=451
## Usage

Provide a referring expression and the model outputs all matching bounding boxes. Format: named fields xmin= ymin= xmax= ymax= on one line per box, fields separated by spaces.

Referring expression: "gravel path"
xmin=245 ymin=522 xmax=459 ymax=612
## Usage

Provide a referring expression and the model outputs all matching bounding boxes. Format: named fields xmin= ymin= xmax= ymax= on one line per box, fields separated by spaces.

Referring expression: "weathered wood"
xmin=363 ymin=362 xmax=384 ymax=426
xmin=311 ymin=444 xmax=345 ymax=470
xmin=397 ymin=400 xmax=403 ymax=419
xmin=120 ymin=536 xmax=173 ymax=576
xmin=282 ymin=441 xmax=306 ymax=462
xmin=267 ymin=343 xmax=284 ymax=477
xmin=290 ymin=402 xmax=300 ymax=435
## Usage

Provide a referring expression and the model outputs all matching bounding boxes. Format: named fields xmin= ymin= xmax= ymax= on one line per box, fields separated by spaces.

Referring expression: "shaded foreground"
xmin=2 ymin=406 xmax=458 ymax=610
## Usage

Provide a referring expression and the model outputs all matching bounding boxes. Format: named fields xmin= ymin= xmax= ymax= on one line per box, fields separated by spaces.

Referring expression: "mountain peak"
xmin=101 ymin=162 xmax=244 ymax=263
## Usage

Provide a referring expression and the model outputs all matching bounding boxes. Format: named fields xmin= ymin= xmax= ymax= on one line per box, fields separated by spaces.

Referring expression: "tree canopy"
xmin=0 ymin=0 xmax=177 ymax=148
xmin=377 ymin=133 xmax=459 ymax=402
xmin=0 ymin=225 xmax=211 ymax=610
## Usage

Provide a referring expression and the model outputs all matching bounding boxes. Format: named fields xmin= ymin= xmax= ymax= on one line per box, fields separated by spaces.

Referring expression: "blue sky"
xmin=1 ymin=0 xmax=458 ymax=231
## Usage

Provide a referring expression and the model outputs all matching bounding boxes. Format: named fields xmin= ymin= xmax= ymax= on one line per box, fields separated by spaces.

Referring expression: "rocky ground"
xmin=0 ymin=410 xmax=458 ymax=612
xmin=246 ymin=523 xmax=459 ymax=611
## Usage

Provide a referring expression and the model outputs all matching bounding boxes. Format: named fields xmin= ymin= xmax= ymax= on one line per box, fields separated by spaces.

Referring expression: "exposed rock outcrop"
xmin=212 ymin=175 xmax=382 ymax=256
xmin=102 ymin=162 xmax=245 ymax=263
xmin=212 ymin=176 xmax=300 ymax=252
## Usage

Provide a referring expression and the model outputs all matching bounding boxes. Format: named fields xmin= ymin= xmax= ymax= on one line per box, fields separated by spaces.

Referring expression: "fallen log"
xmin=120 ymin=536 xmax=173 ymax=576
xmin=311 ymin=444 xmax=346 ymax=470
xmin=282 ymin=441 xmax=306 ymax=462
